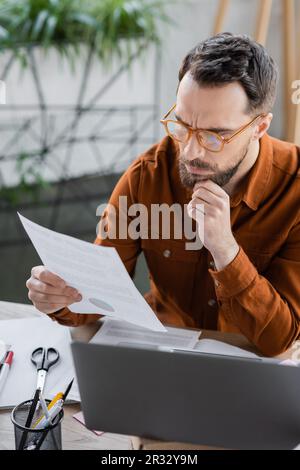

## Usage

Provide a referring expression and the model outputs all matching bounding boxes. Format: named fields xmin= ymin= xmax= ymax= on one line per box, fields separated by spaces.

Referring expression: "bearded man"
xmin=26 ymin=33 xmax=300 ymax=356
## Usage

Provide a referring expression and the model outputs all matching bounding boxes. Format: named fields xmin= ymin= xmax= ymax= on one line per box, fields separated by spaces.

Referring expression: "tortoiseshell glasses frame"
xmin=160 ymin=103 xmax=266 ymax=153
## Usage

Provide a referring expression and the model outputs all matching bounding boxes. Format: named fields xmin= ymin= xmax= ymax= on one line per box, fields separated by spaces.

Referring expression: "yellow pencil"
xmin=32 ymin=379 xmax=73 ymax=428
xmin=32 ymin=392 xmax=63 ymax=428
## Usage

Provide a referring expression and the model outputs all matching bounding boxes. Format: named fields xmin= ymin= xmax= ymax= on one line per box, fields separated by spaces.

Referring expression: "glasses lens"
xmin=165 ymin=121 xmax=189 ymax=143
xmin=199 ymin=131 xmax=223 ymax=152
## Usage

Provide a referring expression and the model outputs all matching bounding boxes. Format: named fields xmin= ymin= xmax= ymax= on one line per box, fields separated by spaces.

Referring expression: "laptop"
xmin=71 ymin=341 xmax=300 ymax=449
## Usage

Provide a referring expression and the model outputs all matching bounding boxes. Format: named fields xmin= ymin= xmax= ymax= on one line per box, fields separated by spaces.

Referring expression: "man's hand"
xmin=187 ymin=180 xmax=239 ymax=270
xmin=26 ymin=266 xmax=82 ymax=314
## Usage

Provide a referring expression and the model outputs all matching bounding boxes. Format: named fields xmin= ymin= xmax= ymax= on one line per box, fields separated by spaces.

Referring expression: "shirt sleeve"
xmin=49 ymin=159 xmax=143 ymax=327
xmin=94 ymin=157 xmax=143 ymax=276
xmin=208 ymin=223 xmax=300 ymax=356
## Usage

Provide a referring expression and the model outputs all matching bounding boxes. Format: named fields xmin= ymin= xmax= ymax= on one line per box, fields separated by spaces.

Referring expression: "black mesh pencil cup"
xmin=11 ymin=398 xmax=64 ymax=450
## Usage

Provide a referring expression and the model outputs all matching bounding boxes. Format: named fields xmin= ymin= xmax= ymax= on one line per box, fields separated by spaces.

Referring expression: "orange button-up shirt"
xmin=49 ymin=134 xmax=300 ymax=356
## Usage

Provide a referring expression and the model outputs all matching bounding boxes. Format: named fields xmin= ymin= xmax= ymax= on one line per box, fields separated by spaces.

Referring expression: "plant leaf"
xmin=31 ymin=9 xmax=49 ymax=40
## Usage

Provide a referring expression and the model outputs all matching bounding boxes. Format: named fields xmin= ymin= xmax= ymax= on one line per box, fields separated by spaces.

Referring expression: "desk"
xmin=0 ymin=301 xmax=132 ymax=450
xmin=1 ymin=301 xmax=300 ymax=450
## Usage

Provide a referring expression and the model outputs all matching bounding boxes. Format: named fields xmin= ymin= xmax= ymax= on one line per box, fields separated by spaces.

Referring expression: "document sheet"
xmin=91 ymin=319 xmax=201 ymax=349
xmin=18 ymin=213 xmax=166 ymax=332
xmin=91 ymin=321 xmax=259 ymax=358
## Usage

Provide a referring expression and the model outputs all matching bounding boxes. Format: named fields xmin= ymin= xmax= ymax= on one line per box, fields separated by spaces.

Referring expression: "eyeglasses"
xmin=160 ymin=104 xmax=266 ymax=153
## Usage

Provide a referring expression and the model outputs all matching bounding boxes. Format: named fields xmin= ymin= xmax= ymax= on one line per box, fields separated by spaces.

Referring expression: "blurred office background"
xmin=0 ymin=0 xmax=299 ymax=303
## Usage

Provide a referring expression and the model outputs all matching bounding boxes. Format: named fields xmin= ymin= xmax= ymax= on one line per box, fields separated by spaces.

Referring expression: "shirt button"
xmin=209 ymin=260 xmax=215 ymax=269
xmin=163 ymin=249 xmax=171 ymax=258
xmin=208 ymin=299 xmax=216 ymax=307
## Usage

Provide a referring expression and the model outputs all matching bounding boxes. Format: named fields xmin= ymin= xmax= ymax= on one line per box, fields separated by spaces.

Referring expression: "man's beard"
xmin=178 ymin=140 xmax=251 ymax=189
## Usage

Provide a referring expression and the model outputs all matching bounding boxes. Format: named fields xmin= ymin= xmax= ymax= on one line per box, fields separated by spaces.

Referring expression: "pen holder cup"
xmin=11 ymin=399 xmax=64 ymax=450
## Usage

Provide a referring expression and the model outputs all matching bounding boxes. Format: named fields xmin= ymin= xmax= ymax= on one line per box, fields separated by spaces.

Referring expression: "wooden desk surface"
xmin=1 ymin=300 xmax=300 ymax=450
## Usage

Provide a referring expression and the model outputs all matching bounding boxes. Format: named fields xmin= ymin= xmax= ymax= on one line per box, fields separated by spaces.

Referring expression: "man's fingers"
xmin=27 ymin=266 xmax=83 ymax=315
xmin=187 ymin=200 xmax=205 ymax=217
xmin=27 ymin=266 xmax=82 ymax=315
xmin=193 ymin=179 xmax=228 ymax=198
xmin=191 ymin=188 xmax=218 ymax=205
xmin=28 ymin=291 xmax=82 ymax=304
xmin=31 ymin=266 xmax=66 ymax=288
xmin=26 ymin=277 xmax=79 ymax=297
xmin=188 ymin=198 xmax=207 ymax=213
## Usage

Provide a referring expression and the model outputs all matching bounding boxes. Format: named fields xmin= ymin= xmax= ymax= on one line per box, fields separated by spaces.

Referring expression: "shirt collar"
xmin=230 ymin=133 xmax=273 ymax=210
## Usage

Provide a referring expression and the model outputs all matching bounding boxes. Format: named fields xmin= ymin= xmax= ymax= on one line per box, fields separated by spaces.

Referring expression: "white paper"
xmin=91 ymin=318 xmax=200 ymax=349
xmin=193 ymin=339 xmax=259 ymax=359
xmin=0 ymin=316 xmax=80 ymax=409
xmin=280 ymin=359 xmax=299 ymax=366
xmin=18 ymin=213 xmax=166 ymax=332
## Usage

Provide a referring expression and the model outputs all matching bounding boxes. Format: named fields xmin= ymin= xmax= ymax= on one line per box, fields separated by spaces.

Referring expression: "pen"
xmin=18 ymin=388 xmax=40 ymax=450
xmin=39 ymin=391 xmax=50 ymax=419
xmin=33 ymin=378 xmax=74 ymax=428
xmin=0 ymin=343 xmax=11 ymax=365
xmin=46 ymin=378 xmax=73 ymax=411
xmin=24 ymin=392 xmax=55 ymax=450
xmin=28 ymin=402 xmax=62 ymax=450
xmin=47 ymin=392 xmax=63 ymax=410
xmin=34 ymin=401 xmax=63 ymax=430
xmin=0 ymin=351 xmax=14 ymax=395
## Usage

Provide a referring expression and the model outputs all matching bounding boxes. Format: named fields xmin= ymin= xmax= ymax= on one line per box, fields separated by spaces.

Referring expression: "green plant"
xmin=0 ymin=0 xmax=174 ymax=205
xmin=0 ymin=152 xmax=50 ymax=206
xmin=0 ymin=0 xmax=172 ymax=65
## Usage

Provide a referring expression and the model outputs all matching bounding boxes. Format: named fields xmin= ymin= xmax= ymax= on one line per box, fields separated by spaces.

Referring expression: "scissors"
xmin=31 ymin=347 xmax=60 ymax=394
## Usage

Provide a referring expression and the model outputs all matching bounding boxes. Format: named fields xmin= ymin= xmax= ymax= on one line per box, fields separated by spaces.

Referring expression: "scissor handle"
xmin=31 ymin=347 xmax=45 ymax=370
xmin=31 ymin=347 xmax=59 ymax=371
xmin=43 ymin=347 xmax=59 ymax=370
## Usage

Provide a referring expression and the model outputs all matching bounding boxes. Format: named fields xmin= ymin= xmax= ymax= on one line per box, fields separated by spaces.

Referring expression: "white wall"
xmin=160 ymin=0 xmax=285 ymax=138
xmin=0 ymin=44 xmax=158 ymax=187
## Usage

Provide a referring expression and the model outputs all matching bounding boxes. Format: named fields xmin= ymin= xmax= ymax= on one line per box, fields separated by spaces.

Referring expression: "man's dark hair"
xmin=178 ymin=32 xmax=278 ymax=114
